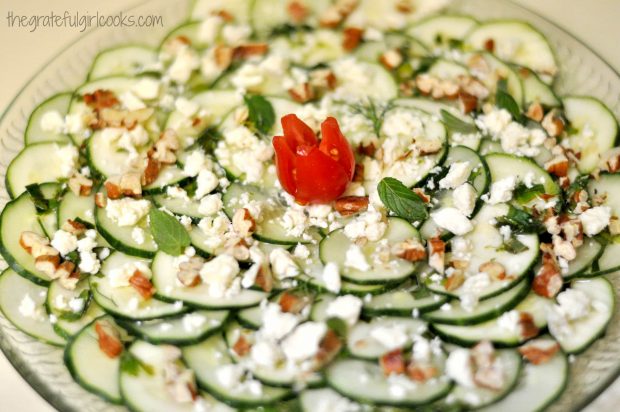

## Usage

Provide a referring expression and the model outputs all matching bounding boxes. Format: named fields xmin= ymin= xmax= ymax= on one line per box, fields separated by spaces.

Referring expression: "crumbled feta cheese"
xmin=132 ymin=227 xmax=146 ymax=245
xmin=56 ymin=144 xmax=79 ymax=177
xmin=182 ymin=312 xmax=207 ymax=331
xmin=198 ymin=15 xmax=223 ymax=43
xmin=282 ymin=322 xmax=327 ymax=362
xmin=459 ymin=272 xmax=491 ymax=312
xmin=105 ymin=198 xmax=151 ymax=227
xmin=18 ymin=294 xmax=39 ymax=319
xmin=497 ymin=310 xmax=520 ymax=333
xmin=579 ymin=206 xmax=611 ymax=236
xmin=119 ymin=91 xmax=146 ymax=111
xmin=68 ymin=297 xmax=85 ymax=313
xmin=325 ymin=295 xmax=363 ymax=326
xmin=168 ymin=47 xmax=199 ymax=84
xmin=215 ymin=364 xmax=244 ymax=388
xmin=499 ymin=225 xmax=512 ymax=242
xmin=453 ymin=183 xmax=477 ymax=217
xmin=293 ymin=244 xmax=310 ymax=259
xmin=175 ymin=97 xmax=199 ymax=118
xmin=343 ymin=206 xmax=386 ymax=242
xmin=269 ymin=249 xmax=299 ymax=280
xmin=199 ymin=254 xmax=240 ymax=298
xmin=446 ymin=348 xmax=475 ymax=388
xmin=222 ymin=24 xmax=251 ymax=45
xmin=183 ymin=150 xmax=206 ymax=177
xmin=556 ymin=288 xmax=591 ymax=321
xmin=322 ymin=262 xmax=341 ymax=293
xmin=198 ymin=193 xmax=223 ymax=216
xmin=51 ymin=230 xmax=78 ymax=256
xmin=108 ymin=261 xmax=151 ymax=288
xmin=370 ymin=324 xmax=408 ymax=351
xmin=214 ymin=126 xmax=273 ymax=183
xmin=40 ymin=110 xmax=65 ymax=134
xmin=476 ymin=108 xmax=547 ymax=157
xmin=439 ymin=162 xmax=471 ymax=189
xmin=486 ymin=176 xmax=517 ymax=204
xmin=281 ymin=209 xmax=308 ymax=237
xmin=77 ymin=229 xmax=100 ymax=274
xmin=251 ymin=340 xmax=281 ymax=368
xmin=344 ymin=244 xmax=370 ymax=272
xmin=431 ymin=208 xmax=473 ymax=235
xmin=166 ymin=186 xmax=190 ymax=201
xmin=195 ymin=170 xmax=219 ymax=199
xmin=132 ymin=78 xmax=160 ymax=100
xmin=260 ymin=302 xmax=300 ymax=340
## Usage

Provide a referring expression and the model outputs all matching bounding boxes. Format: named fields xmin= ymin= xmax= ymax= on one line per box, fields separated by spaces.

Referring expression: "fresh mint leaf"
xmin=500 ymin=237 xmax=529 ymax=254
xmin=440 ymin=109 xmax=478 ymax=134
xmin=149 ymin=208 xmax=191 ymax=256
xmin=513 ymin=183 xmax=545 ymax=204
xmin=496 ymin=79 xmax=521 ymax=121
xmin=244 ymin=94 xmax=275 ymax=134
xmin=26 ymin=183 xmax=60 ymax=214
xmin=377 ymin=177 xmax=428 ymax=222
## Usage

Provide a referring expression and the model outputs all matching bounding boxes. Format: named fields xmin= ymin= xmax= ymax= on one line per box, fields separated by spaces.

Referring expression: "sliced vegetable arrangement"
xmin=1 ymin=0 xmax=619 ymax=410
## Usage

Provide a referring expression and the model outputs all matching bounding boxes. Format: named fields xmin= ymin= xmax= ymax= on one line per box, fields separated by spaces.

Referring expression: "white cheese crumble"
xmin=453 ymin=183 xmax=477 ymax=217
xmin=439 ymin=162 xmax=471 ymax=189
xmin=486 ymin=176 xmax=517 ymax=204
xmin=40 ymin=110 xmax=65 ymax=134
xmin=431 ymin=208 xmax=473 ymax=235
xmin=132 ymin=78 xmax=160 ymax=100
xmin=269 ymin=249 xmax=299 ymax=280
xmin=77 ymin=229 xmax=100 ymax=274
xmin=370 ymin=324 xmax=408 ymax=351
xmin=108 ymin=261 xmax=151 ymax=288
xmin=344 ymin=244 xmax=370 ymax=272
xmin=251 ymin=340 xmax=281 ymax=368
xmin=260 ymin=302 xmax=300 ymax=340
xmin=183 ymin=150 xmax=206 ymax=177
xmin=199 ymin=254 xmax=240 ymax=298
xmin=322 ymin=262 xmax=342 ymax=293
xmin=198 ymin=193 xmax=223 ymax=216
xmin=131 ymin=227 xmax=146 ymax=245
xmin=56 ymin=144 xmax=79 ymax=177
xmin=51 ymin=230 xmax=78 ymax=256
xmin=579 ymin=206 xmax=611 ymax=236
xmin=446 ymin=348 xmax=475 ymax=388
xmin=325 ymin=295 xmax=363 ymax=326
xmin=342 ymin=206 xmax=386 ymax=242
xmin=282 ymin=321 xmax=327 ymax=362
xmin=459 ymin=272 xmax=491 ymax=312
xmin=105 ymin=198 xmax=151 ymax=227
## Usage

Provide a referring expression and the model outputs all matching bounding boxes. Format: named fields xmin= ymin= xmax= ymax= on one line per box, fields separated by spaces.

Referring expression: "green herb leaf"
xmin=347 ymin=99 xmax=390 ymax=138
xmin=495 ymin=79 xmax=521 ymax=121
xmin=440 ymin=109 xmax=478 ymax=134
xmin=496 ymin=205 xmax=544 ymax=234
xmin=149 ymin=208 xmax=191 ymax=256
xmin=513 ymin=183 xmax=545 ymax=204
xmin=326 ymin=317 xmax=348 ymax=339
xmin=121 ymin=351 xmax=154 ymax=377
xmin=500 ymin=237 xmax=529 ymax=254
xmin=25 ymin=183 xmax=59 ymax=214
xmin=244 ymin=94 xmax=275 ymax=134
xmin=377 ymin=177 xmax=428 ymax=222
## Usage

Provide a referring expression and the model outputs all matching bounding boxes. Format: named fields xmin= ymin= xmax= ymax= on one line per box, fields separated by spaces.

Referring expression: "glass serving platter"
xmin=0 ymin=0 xmax=619 ymax=410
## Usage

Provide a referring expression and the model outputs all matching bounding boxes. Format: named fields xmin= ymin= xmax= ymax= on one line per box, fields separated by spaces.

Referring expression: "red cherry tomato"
xmin=272 ymin=115 xmax=355 ymax=204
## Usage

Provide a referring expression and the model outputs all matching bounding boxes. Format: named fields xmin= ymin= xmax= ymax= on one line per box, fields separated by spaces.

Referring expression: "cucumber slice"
xmin=562 ymin=238 xmax=603 ymax=280
xmin=91 ymin=251 xmax=187 ymax=320
xmin=223 ymin=320 xmax=256 ymax=361
xmin=347 ymin=317 xmax=427 ymax=359
xmin=142 ymin=165 xmax=191 ymax=195
xmin=427 ymin=204 xmax=539 ymax=300
xmin=54 ymin=302 xmax=106 ymax=339
xmin=117 ymin=310 xmax=229 ymax=345
xmin=121 ymin=340 xmax=227 ymax=412
xmin=191 ymin=0 xmax=251 ymax=22
xmin=64 ymin=316 xmax=123 ymax=403
xmin=432 ymin=292 xmax=553 ymax=347
xmin=485 ymin=152 xmax=560 ymax=196
xmin=57 ymin=190 xmax=96 ymax=227
xmin=354 ymin=32 xmax=427 ymax=63
xmin=424 ymin=278 xmax=530 ymax=325
xmin=300 ymin=388 xmax=361 ymax=412
xmin=326 ymin=358 xmax=451 ymax=407
xmin=251 ymin=0 xmax=332 ymax=35
xmin=478 ymin=344 xmax=568 ymax=412
xmin=0 ymin=269 xmax=64 ymax=346
xmin=362 ymin=284 xmax=448 ymax=316
xmin=448 ymin=349 xmax=521 ymax=408
xmin=345 ymin=0 xmax=451 ymax=31
xmin=6 ymin=142 xmax=76 ymax=198
xmin=183 ymin=335 xmax=292 ymax=407
xmin=408 ymin=14 xmax=478 ymax=49
xmin=551 ymin=278 xmax=615 ymax=354
xmin=518 ymin=67 xmax=561 ymax=107
xmin=587 ymin=174 xmax=620 ymax=219
xmin=152 ymin=251 xmax=267 ymax=309
xmin=159 ymin=21 xmax=211 ymax=51
xmin=24 ymin=92 xmax=72 ymax=145
xmin=464 ymin=20 xmax=557 ymax=77
xmin=330 ymin=60 xmax=398 ymax=102
xmin=88 ymin=45 xmax=157 ymax=80
xmin=222 ymin=183 xmax=316 ymax=245
xmin=470 ymin=52 xmax=524 ymax=107
xmin=152 ymin=191 xmax=202 ymax=220
xmin=46 ymin=279 xmax=90 ymax=321
xmin=0 ymin=185 xmax=62 ymax=285
xmin=95 ymin=198 xmax=157 ymax=258
xmin=428 ymin=59 xmax=470 ymax=79
xmin=592 ymin=241 xmax=620 ymax=276
xmin=419 ymin=145 xmax=489 ymax=239
xmin=37 ymin=208 xmax=58 ymax=239
xmin=319 ymin=217 xmax=419 ymax=285
xmin=565 ymin=96 xmax=618 ymax=173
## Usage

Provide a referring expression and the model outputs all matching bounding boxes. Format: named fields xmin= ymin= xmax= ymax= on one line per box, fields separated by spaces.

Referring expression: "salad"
xmin=0 ymin=0 xmax=618 ymax=410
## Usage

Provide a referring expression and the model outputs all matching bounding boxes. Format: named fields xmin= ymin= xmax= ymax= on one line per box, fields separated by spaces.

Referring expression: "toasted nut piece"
xmin=83 ymin=89 xmax=119 ymax=110
xmin=287 ymin=0 xmax=309 ymax=23
xmin=104 ymin=180 xmax=123 ymax=200
xmin=254 ymin=265 xmax=274 ymax=292
xmin=152 ymin=129 xmax=179 ymax=165
xmin=428 ymin=237 xmax=446 ymax=274
xmin=518 ymin=339 xmax=560 ymax=364
xmin=605 ymin=151 xmax=620 ymax=173
xmin=379 ymin=349 xmax=406 ymax=376
xmin=458 ymin=92 xmax=478 ymax=114
xmin=19 ymin=231 xmax=53 ymax=256
xmin=451 ymin=259 xmax=469 ymax=270
xmin=310 ymin=68 xmax=337 ymax=90
xmin=62 ymin=219 xmax=87 ymax=236
xmin=544 ymin=155 xmax=569 ymax=177
xmin=395 ymin=0 xmax=413 ymax=13
xmin=164 ymin=367 xmax=198 ymax=403
xmin=129 ymin=270 xmax=156 ymax=299
xmin=95 ymin=321 xmax=124 ymax=358
xmin=544 ymin=215 xmax=561 ymax=235
xmin=379 ymin=49 xmax=403 ymax=70
xmin=334 ymin=196 xmax=369 ymax=216
xmin=55 ymin=261 xmax=77 ymax=281
xmin=357 ymin=142 xmax=376 ymax=157
xmin=526 ymin=102 xmax=544 ymax=122
xmin=68 ymin=173 xmax=93 ymax=196
xmin=406 ymin=362 xmax=438 ymax=382
xmin=230 ymin=242 xmax=251 ymax=261
xmin=444 ymin=270 xmax=465 ymax=291
xmin=459 ymin=77 xmax=489 ymax=100
xmin=214 ymin=45 xmax=234 ymax=70
xmin=352 ymin=163 xmax=364 ymax=182
xmin=610 ymin=216 xmax=620 ymax=235
xmin=34 ymin=255 xmax=61 ymax=277
xmin=315 ymin=329 xmax=342 ymax=368
xmin=467 ymin=54 xmax=491 ymax=76
xmin=119 ymin=172 xmax=143 ymax=197
xmin=232 ymin=335 xmax=252 ymax=357
xmin=232 ymin=208 xmax=256 ymax=237
xmin=392 ymin=239 xmax=427 ymax=262
xmin=552 ymin=236 xmax=576 ymax=261
xmin=288 ymin=82 xmax=315 ymax=103
xmin=439 ymin=79 xmax=460 ymax=99
xmin=518 ymin=312 xmax=540 ymax=339
xmin=178 ymin=256 xmax=204 ymax=287
xmin=412 ymin=188 xmax=430 ymax=204
xmin=471 ymin=341 xmax=505 ymax=391
xmin=343 ymin=27 xmax=364 ymax=51
xmin=319 ymin=6 xmax=343 ymax=27
xmin=483 ymin=38 xmax=495 ymax=52
xmin=415 ymin=73 xmax=435 ymax=95
xmin=213 ymin=9 xmax=234 ymax=22
xmin=479 ymin=261 xmax=506 ymax=281
xmin=532 ymin=250 xmax=562 ymax=298
xmin=142 ymin=157 xmax=161 ymax=186
xmin=416 ymin=139 xmax=442 ymax=155
xmin=234 ymin=43 xmax=269 ymax=58
xmin=279 ymin=291 xmax=310 ymax=314
xmin=95 ymin=192 xmax=107 ymax=208
xmin=542 ymin=111 xmax=564 ymax=137
xmin=59 ymin=272 xmax=80 ymax=290
xmin=92 ymin=107 xmax=154 ymax=130
xmin=162 ymin=35 xmax=191 ymax=55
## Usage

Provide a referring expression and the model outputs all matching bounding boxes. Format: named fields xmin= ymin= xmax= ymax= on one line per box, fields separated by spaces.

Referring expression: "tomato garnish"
xmin=273 ymin=115 xmax=355 ymax=204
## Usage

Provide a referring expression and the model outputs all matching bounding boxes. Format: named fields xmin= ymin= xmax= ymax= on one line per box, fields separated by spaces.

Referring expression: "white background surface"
xmin=1 ymin=0 xmax=619 ymax=410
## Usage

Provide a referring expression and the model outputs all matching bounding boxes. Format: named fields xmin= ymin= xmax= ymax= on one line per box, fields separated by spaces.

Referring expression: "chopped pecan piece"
xmin=95 ymin=321 xmax=124 ymax=358
xmin=142 ymin=157 xmax=161 ymax=186
xmin=483 ymin=38 xmax=495 ymax=52
xmin=213 ymin=9 xmax=234 ymax=22
xmin=428 ymin=236 xmax=446 ymax=273
xmin=518 ymin=339 xmax=560 ymax=365
xmin=479 ymin=261 xmax=506 ymax=281
xmin=20 ymin=231 xmax=57 ymax=257
xmin=610 ymin=216 xmax=620 ymax=235
xmin=545 ymin=155 xmax=569 ymax=177
xmin=541 ymin=111 xmax=564 ymax=137
xmin=234 ymin=43 xmax=269 ymax=59
xmin=406 ymin=362 xmax=438 ymax=382
xmin=254 ymin=265 xmax=274 ymax=292
xmin=34 ymin=255 xmax=61 ymax=277
xmin=177 ymin=256 xmax=204 ymax=287
xmin=315 ymin=329 xmax=342 ymax=367
xmin=526 ymin=102 xmax=544 ymax=122
xmin=119 ymin=172 xmax=143 ymax=197
xmin=342 ymin=27 xmax=364 ymax=51
xmin=104 ymin=180 xmax=122 ymax=200
xmin=83 ymin=89 xmax=119 ymax=110
xmin=68 ymin=173 xmax=93 ymax=196
xmin=357 ymin=142 xmax=376 ymax=157
xmin=151 ymin=129 xmax=180 ymax=165
xmin=416 ymin=139 xmax=442 ymax=155
xmin=288 ymin=82 xmax=315 ymax=103
xmin=95 ymin=192 xmax=107 ymax=208
xmin=61 ymin=219 xmax=87 ymax=236
xmin=232 ymin=335 xmax=252 ymax=357
xmin=353 ymin=163 xmax=364 ymax=182
xmin=518 ymin=312 xmax=540 ymax=340
xmin=444 ymin=270 xmax=465 ymax=291
xmin=310 ymin=68 xmax=337 ymax=90
xmin=214 ymin=45 xmax=234 ymax=70
xmin=379 ymin=49 xmax=403 ymax=70
xmin=532 ymin=249 xmax=562 ymax=298
xmin=395 ymin=0 xmax=413 ymax=13
xmin=334 ymin=196 xmax=369 ymax=216
xmin=279 ymin=291 xmax=310 ymax=314
xmin=471 ymin=341 xmax=504 ymax=391
xmin=55 ymin=261 xmax=77 ymax=280
xmin=232 ymin=208 xmax=256 ymax=237
xmin=287 ymin=0 xmax=309 ymax=23
xmin=412 ymin=188 xmax=430 ymax=203
xmin=392 ymin=239 xmax=426 ymax=262
xmin=129 ymin=270 xmax=156 ymax=299
xmin=458 ymin=92 xmax=478 ymax=114
xmin=379 ymin=349 xmax=406 ymax=376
